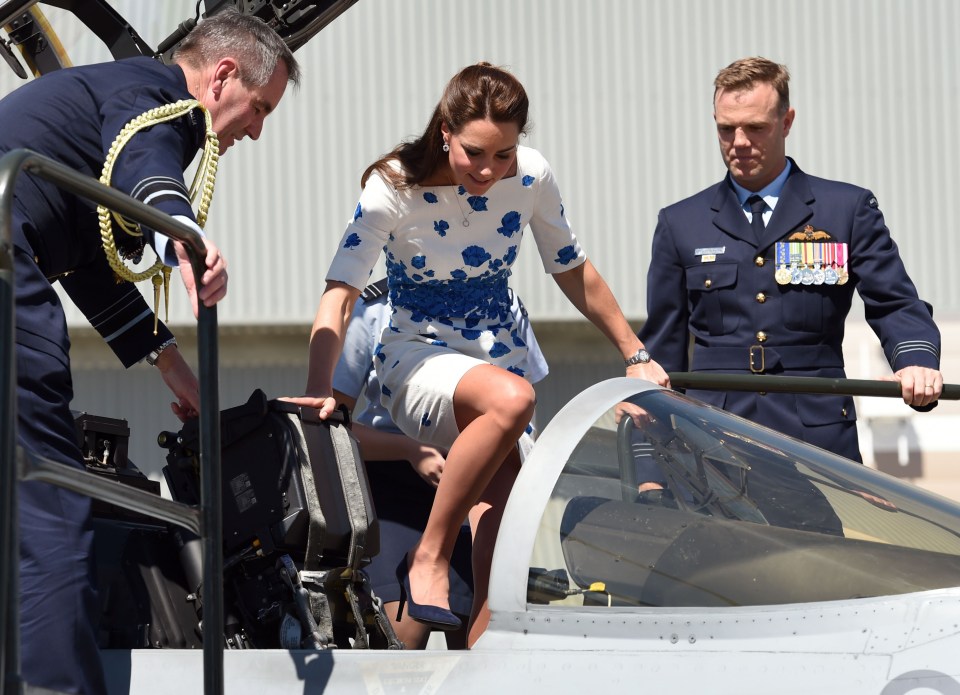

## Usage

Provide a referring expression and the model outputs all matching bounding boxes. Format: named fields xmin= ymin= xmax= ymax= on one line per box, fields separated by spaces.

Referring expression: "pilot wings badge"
xmin=788 ymin=224 xmax=832 ymax=241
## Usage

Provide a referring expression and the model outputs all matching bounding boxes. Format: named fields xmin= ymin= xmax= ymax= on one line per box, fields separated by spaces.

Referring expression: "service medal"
xmin=834 ymin=242 xmax=849 ymax=285
xmin=801 ymin=267 xmax=814 ymax=285
xmin=824 ymin=266 xmax=838 ymax=284
xmin=774 ymin=242 xmax=792 ymax=285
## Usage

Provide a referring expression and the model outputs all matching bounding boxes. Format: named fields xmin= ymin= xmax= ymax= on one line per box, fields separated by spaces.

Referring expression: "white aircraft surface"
xmin=100 ymin=378 xmax=960 ymax=694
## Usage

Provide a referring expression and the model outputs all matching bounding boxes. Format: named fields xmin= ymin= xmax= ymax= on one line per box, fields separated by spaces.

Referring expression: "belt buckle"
xmin=749 ymin=345 xmax=765 ymax=374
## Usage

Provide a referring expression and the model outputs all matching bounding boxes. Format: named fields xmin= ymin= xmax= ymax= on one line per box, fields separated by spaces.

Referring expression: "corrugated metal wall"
xmin=3 ymin=0 xmax=959 ymax=482
xmin=4 ymin=0 xmax=956 ymax=324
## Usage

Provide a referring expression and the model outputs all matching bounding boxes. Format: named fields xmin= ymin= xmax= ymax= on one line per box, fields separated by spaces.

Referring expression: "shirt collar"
xmin=731 ymin=159 xmax=792 ymax=211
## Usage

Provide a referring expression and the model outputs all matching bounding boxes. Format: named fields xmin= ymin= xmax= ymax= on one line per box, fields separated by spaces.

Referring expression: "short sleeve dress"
xmin=326 ymin=146 xmax=585 ymax=448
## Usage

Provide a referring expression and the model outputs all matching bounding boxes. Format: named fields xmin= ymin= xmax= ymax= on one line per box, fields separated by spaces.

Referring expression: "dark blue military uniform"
xmin=0 ymin=57 xmax=206 ymax=694
xmin=640 ymin=159 xmax=940 ymax=462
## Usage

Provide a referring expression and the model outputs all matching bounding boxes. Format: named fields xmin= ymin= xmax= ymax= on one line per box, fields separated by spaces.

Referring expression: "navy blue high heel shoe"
xmin=395 ymin=554 xmax=462 ymax=631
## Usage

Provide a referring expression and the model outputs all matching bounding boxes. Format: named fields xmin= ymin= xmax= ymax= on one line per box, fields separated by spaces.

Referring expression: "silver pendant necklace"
xmin=453 ymin=186 xmax=473 ymax=227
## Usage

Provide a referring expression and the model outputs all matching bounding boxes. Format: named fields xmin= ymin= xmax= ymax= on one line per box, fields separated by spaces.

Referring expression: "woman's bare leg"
xmin=466 ymin=445 xmax=521 ymax=646
xmin=405 ymin=365 xmax=534 ymax=615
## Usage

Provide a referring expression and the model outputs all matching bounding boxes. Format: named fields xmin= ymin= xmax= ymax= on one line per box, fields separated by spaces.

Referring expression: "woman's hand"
xmin=278 ymin=394 xmax=339 ymax=420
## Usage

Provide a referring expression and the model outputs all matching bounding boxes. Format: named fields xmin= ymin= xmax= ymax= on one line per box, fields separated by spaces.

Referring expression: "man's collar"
xmin=730 ymin=159 xmax=793 ymax=207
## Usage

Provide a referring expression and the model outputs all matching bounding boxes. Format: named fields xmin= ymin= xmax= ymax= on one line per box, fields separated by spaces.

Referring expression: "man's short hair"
xmin=174 ymin=9 xmax=300 ymax=88
xmin=714 ymin=57 xmax=789 ymax=114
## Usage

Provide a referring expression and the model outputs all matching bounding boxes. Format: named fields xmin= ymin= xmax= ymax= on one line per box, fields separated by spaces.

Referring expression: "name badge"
xmin=695 ymin=246 xmax=725 ymax=263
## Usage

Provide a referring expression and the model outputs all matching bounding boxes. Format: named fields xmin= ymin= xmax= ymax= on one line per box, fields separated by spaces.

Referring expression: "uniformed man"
xmin=639 ymin=56 xmax=942 ymax=464
xmin=0 ymin=11 xmax=299 ymax=693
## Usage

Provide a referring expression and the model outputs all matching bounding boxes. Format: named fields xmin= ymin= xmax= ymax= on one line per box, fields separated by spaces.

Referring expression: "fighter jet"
xmin=85 ymin=377 xmax=960 ymax=694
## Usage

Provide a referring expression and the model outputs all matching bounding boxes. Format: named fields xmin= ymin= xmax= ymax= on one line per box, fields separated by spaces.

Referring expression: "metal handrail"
xmin=0 ymin=149 xmax=223 ymax=695
xmin=669 ymin=372 xmax=960 ymax=400
xmin=0 ymin=0 xmax=38 ymax=28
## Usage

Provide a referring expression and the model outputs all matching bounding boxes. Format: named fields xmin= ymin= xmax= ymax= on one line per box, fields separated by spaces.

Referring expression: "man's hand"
xmin=154 ymin=345 xmax=200 ymax=421
xmin=884 ymin=366 xmax=942 ymax=407
xmin=404 ymin=442 xmax=447 ymax=487
xmin=175 ymin=238 xmax=228 ymax=318
xmin=615 ymin=401 xmax=656 ymax=428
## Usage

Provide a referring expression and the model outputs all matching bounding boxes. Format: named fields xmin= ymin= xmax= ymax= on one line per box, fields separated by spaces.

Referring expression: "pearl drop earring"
xmin=442 ymin=142 xmax=450 ymax=152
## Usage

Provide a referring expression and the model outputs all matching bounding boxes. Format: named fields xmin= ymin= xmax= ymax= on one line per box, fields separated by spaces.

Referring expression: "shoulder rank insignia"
xmin=361 ymin=277 xmax=389 ymax=304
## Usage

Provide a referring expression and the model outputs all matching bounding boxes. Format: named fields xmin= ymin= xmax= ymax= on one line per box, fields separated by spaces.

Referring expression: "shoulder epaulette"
xmin=360 ymin=278 xmax=388 ymax=304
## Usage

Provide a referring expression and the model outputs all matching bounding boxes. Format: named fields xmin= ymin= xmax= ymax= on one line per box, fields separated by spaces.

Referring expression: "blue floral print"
xmin=344 ymin=233 xmax=361 ymax=249
xmin=354 ymin=203 xmax=362 ymax=221
xmin=468 ymin=196 xmax=488 ymax=212
xmin=489 ymin=342 xmax=510 ymax=358
xmin=434 ymin=219 xmax=449 ymax=237
xmin=462 ymin=245 xmax=491 ymax=267
xmin=388 ymin=264 xmax=512 ymax=326
xmin=522 ymin=175 xmax=535 ymax=187
xmin=423 ymin=192 xmax=438 ymax=204
xmin=497 ymin=211 xmax=521 ymax=238
xmin=555 ymin=244 xmax=578 ymax=265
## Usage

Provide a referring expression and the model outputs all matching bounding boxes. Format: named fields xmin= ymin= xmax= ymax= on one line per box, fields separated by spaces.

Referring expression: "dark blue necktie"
xmin=747 ymin=194 xmax=766 ymax=241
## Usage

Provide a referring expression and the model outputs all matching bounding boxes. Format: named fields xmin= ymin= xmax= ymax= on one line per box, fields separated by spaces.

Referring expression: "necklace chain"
xmin=452 ymin=186 xmax=473 ymax=227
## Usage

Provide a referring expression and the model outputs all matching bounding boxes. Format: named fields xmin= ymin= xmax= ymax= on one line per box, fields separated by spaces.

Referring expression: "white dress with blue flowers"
xmin=326 ymin=146 xmax=585 ymax=448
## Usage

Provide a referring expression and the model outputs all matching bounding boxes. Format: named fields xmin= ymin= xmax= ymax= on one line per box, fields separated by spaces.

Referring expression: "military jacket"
xmin=1 ymin=57 xmax=206 ymax=366
xmin=639 ymin=160 xmax=939 ymax=454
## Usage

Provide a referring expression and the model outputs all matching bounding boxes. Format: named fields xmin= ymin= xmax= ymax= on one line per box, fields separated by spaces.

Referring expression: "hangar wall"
xmin=2 ymin=0 xmax=959 ymax=497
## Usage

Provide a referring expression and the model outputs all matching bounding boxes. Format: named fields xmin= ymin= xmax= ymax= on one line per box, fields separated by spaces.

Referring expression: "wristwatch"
xmin=624 ymin=348 xmax=652 ymax=366
xmin=146 ymin=338 xmax=177 ymax=366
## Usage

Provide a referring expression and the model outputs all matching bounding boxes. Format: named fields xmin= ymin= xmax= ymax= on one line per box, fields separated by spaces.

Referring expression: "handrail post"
xmin=0 ymin=148 xmax=21 ymax=695
xmin=0 ymin=149 xmax=223 ymax=695
xmin=197 ymin=301 xmax=222 ymax=694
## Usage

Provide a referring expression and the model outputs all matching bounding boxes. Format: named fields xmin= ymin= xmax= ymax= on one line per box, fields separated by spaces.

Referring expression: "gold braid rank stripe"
xmin=97 ymin=99 xmax=220 ymax=334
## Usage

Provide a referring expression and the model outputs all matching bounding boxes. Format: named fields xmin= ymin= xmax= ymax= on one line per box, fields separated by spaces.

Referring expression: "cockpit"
xmin=508 ymin=380 xmax=960 ymax=614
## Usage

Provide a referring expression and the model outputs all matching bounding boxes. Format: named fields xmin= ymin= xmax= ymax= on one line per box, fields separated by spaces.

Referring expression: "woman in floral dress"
xmin=289 ymin=62 xmax=667 ymax=646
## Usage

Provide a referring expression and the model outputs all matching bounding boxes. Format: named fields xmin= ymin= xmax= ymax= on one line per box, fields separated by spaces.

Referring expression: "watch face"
xmin=627 ymin=349 xmax=651 ymax=365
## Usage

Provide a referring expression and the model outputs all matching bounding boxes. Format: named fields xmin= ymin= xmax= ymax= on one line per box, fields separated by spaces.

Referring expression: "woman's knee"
xmin=497 ymin=376 xmax=536 ymax=422
xmin=455 ymin=367 xmax=536 ymax=428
